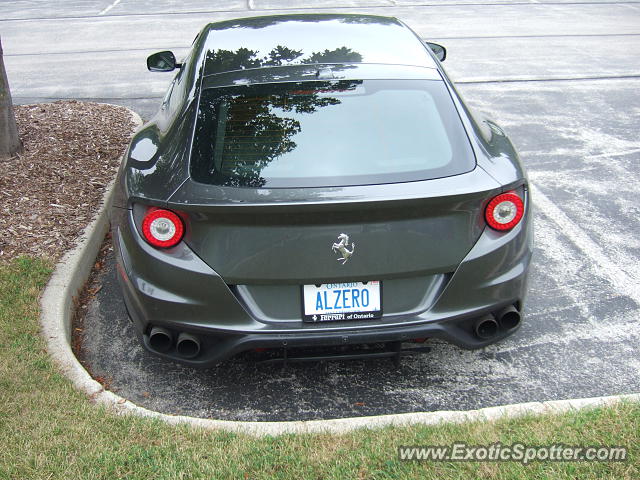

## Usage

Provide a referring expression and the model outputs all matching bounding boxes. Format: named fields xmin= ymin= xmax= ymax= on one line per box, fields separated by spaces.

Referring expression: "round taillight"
xmin=485 ymin=192 xmax=524 ymax=231
xmin=141 ymin=208 xmax=184 ymax=248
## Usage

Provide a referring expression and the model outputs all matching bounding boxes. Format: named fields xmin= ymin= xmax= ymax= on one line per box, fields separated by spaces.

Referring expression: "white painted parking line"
xmin=99 ymin=0 xmax=122 ymax=16
xmin=530 ymin=182 xmax=640 ymax=303
xmin=521 ymin=148 xmax=640 ymax=161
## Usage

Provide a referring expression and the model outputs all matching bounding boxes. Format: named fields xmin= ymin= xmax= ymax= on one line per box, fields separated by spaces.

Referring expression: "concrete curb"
xmin=39 ymin=107 xmax=640 ymax=437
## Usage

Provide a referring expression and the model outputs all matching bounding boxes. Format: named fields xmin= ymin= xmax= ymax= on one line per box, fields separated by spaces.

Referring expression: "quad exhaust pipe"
xmin=474 ymin=305 xmax=522 ymax=340
xmin=176 ymin=332 xmax=201 ymax=358
xmin=497 ymin=305 xmax=521 ymax=330
xmin=149 ymin=326 xmax=173 ymax=353
xmin=474 ymin=314 xmax=499 ymax=339
xmin=149 ymin=327 xmax=202 ymax=358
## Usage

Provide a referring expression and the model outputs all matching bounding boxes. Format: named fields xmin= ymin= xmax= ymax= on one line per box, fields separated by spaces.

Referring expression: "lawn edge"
xmin=38 ymin=106 xmax=640 ymax=437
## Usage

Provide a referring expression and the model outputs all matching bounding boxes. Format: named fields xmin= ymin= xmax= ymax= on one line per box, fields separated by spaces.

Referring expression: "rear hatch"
xmin=167 ymin=170 xmax=499 ymax=284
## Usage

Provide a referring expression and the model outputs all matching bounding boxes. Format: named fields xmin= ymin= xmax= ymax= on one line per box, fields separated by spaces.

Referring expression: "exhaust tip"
xmin=177 ymin=332 xmax=201 ymax=359
xmin=149 ymin=326 xmax=173 ymax=353
xmin=498 ymin=305 xmax=521 ymax=330
xmin=475 ymin=315 xmax=499 ymax=339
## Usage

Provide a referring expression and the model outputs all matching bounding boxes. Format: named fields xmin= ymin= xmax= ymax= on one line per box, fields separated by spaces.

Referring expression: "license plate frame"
xmin=301 ymin=281 xmax=382 ymax=322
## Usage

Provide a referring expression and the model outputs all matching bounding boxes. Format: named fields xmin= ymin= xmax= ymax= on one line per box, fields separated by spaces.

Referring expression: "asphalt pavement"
xmin=3 ymin=0 xmax=640 ymax=421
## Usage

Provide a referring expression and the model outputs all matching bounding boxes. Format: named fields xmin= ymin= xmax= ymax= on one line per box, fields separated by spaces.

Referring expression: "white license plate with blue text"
xmin=302 ymin=281 xmax=382 ymax=322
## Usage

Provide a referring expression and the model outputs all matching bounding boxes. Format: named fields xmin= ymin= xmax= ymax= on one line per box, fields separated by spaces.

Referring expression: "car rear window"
xmin=190 ymin=79 xmax=475 ymax=188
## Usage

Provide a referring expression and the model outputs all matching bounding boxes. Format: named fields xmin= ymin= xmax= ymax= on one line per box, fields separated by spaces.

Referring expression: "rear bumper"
xmin=137 ymin=309 xmax=521 ymax=367
xmin=111 ymin=194 xmax=533 ymax=367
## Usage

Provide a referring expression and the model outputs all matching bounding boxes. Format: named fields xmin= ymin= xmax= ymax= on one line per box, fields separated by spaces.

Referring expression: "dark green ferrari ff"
xmin=110 ymin=14 xmax=533 ymax=366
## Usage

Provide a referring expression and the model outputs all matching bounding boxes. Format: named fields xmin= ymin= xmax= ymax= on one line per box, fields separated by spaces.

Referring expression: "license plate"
xmin=302 ymin=281 xmax=382 ymax=322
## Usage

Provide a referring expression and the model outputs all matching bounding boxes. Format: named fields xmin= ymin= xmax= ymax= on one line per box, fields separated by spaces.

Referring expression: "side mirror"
xmin=426 ymin=42 xmax=446 ymax=62
xmin=147 ymin=51 xmax=178 ymax=72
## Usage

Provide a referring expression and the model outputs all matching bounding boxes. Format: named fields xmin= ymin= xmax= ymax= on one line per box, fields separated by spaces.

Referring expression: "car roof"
xmin=200 ymin=14 xmax=438 ymax=77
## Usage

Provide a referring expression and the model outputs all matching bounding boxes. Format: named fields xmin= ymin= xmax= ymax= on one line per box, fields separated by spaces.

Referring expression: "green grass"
xmin=0 ymin=257 xmax=638 ymax=479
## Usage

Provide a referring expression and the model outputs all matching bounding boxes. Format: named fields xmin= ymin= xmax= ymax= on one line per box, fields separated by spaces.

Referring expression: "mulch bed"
xmin=0 ymin=100 xmax=135 ymax=262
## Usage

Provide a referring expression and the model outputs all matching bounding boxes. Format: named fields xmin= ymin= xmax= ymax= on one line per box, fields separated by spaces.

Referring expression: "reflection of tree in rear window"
xmin=191 ymin=80 xmax=474 ymax=188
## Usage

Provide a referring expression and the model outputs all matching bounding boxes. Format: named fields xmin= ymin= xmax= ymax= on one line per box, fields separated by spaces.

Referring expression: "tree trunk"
xmin=0 ymin=36 xmax=22 ymax=159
